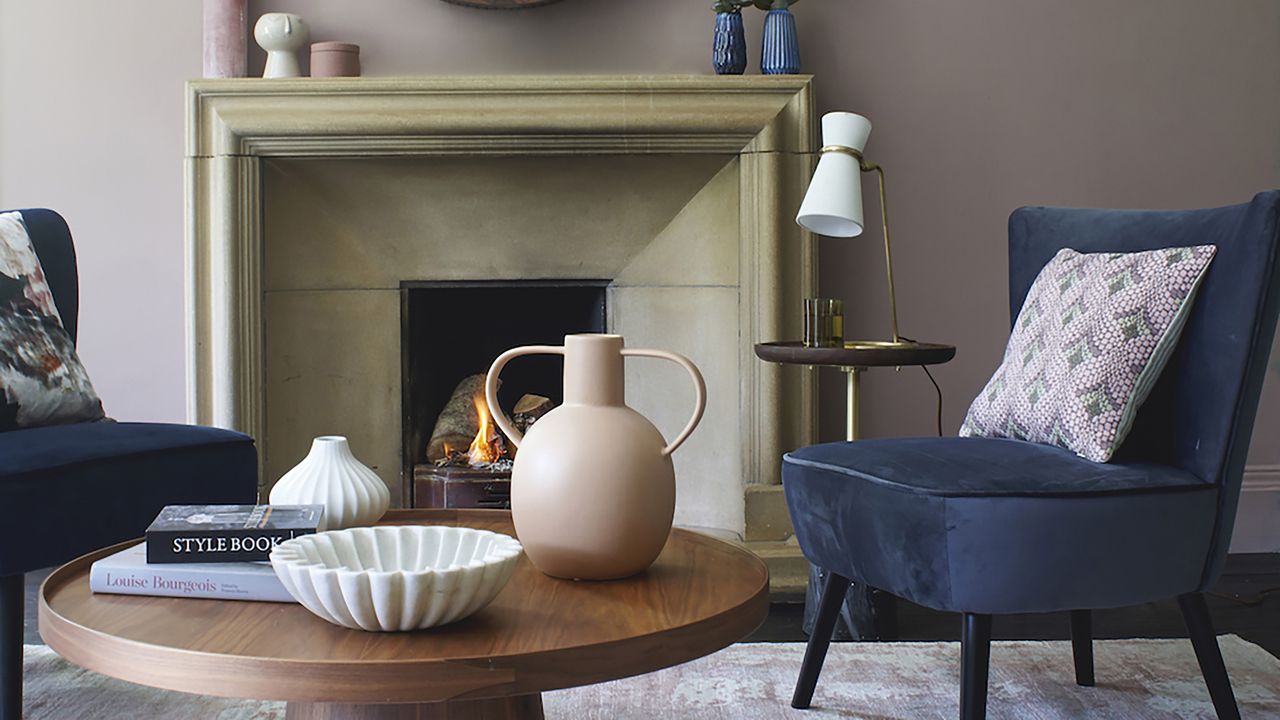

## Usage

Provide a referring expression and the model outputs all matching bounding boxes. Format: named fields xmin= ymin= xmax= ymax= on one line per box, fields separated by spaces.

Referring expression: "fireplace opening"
xmin=401 ymin=280 xmax=608 ymax=508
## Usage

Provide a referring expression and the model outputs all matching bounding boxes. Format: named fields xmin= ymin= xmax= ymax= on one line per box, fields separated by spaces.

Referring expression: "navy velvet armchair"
xmin=784 ymin=192 xmax=1280 ymax=720
xmin=0 ymin=209 xmax=259 ymax=720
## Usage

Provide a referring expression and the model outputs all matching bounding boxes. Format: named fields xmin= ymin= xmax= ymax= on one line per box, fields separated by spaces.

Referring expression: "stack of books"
xmin=89 ymin=504 xmax=324 ymax=603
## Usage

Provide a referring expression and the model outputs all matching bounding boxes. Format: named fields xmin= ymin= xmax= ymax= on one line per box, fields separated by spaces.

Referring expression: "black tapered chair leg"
xmin=1 ymin=574 xmax=22 ymax=720
xmin=1070 ymin=609 xmax=1095 ymax=687
xmin=1178 ymin=593 xmax=1242 ymax=720
xmin=791 ymin=570 xmax=850 ymax=709
xmin=960 ymin=613 xmax=992 ymax=720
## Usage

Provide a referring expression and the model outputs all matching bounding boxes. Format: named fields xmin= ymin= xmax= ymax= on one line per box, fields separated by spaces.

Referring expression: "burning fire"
xmin=467 ymin=395 xmax=504 ymax=465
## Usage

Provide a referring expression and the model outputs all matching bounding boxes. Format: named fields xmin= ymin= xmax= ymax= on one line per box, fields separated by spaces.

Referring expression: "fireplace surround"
xmin=186 ymin=76 xmax=816 ymax=562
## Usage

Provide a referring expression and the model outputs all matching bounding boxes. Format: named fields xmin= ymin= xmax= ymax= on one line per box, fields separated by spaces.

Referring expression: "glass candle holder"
xmin=802 ymin=298 xmax=844 ymax=348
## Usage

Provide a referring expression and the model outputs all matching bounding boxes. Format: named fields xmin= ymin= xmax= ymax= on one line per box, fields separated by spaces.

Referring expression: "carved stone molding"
xmin=186 ymin=76 xmax=817 ymax=534
xmin=187 ymin=76 xmax=815 ymax=158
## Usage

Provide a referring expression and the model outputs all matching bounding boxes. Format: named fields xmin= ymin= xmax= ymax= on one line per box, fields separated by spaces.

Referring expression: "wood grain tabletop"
xmin=38 ymin=509 xmax=770 ymax=706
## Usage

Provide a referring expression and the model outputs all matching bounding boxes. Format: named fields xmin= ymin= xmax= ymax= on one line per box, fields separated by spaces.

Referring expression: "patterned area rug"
xmin=23 ymin=637 xmax=1280 ymax=719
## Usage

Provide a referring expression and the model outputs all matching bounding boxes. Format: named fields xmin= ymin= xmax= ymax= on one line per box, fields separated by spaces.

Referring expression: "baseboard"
xmin=1232 ymin=465 xmax=1280 ymax=554
xmin=744 ymin=537 xmax=808 ymax=599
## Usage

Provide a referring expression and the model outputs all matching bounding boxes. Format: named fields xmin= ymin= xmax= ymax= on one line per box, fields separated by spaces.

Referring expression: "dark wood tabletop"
xmin=39 ymin=509 xmax=769 ymax=718
xmin=755 ymin=340 xmax=956 ymax=368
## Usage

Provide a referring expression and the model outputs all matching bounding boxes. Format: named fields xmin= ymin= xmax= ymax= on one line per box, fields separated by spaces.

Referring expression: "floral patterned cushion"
xmin=960 ymin=244 xmax=1216 ymax=462
xmin=0 ymin=212 xmax=104 ymax=430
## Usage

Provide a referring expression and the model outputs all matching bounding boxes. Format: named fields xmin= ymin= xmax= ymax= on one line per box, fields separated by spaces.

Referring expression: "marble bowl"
xmin=269 ymin=525 xmax=522 ymax=632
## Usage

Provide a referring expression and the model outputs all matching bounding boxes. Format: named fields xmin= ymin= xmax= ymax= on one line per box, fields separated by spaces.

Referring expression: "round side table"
xmin=755 ymin=341 xmax=956 ymax=440
xmin=755 ymin=340 xmax=956 ymax=642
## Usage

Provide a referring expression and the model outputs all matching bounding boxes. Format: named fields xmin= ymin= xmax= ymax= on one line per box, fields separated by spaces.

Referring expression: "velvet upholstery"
xmin=784 ymin=192 xmax=1280 ymax=616
xmin=0 ymin=209 xmax=259 ymax=577
xmin=0 ymin=422 xmax=257 ymax=576
xmin=1009 ymin=192 xmax=1280 ymax=585
xmin=785 ymin=438 xmax=1217 ymax=613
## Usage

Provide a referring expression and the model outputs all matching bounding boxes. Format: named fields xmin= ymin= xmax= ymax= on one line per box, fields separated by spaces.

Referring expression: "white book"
xmin=89 ymin=542 xmax=296 ymax=603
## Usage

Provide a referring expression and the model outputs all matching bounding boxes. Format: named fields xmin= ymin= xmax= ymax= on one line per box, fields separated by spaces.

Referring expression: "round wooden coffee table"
xmin=39 ymin=509 xmax=769 ymax=719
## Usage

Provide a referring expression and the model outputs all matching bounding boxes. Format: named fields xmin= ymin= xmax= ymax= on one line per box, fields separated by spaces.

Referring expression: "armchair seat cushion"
xmin=786 ymin=436 xmax=1210 ymax=496
xmin=783 ymin=437 xmax=1219 ymax=615
xmin=0 ymin=422 xmax=257 ymax=575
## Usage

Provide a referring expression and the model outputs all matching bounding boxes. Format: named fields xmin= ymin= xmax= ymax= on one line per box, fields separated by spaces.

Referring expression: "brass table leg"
xmin=844 ymin=367 xmax=863 ymax=441
xmin=804 ymin=365 xmax=897 ymax=642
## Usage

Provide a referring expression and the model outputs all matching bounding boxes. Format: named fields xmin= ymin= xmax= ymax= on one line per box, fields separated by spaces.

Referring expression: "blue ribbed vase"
xmin=713 ymin=11 xmax=748 ymax=75
xmin=761 ymin=7 xmax=800 ymax=75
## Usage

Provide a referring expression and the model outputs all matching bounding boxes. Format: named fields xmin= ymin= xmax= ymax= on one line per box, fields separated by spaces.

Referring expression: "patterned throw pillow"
xmin=960 ymin=244 xmax=1216 ymax=462
xmin=0 ymin=212 xmax=104 ymax=430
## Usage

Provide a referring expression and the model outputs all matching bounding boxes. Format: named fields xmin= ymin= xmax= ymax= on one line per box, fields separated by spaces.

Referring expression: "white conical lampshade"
xmin=796 ymin=112 xmax=874 ymax=238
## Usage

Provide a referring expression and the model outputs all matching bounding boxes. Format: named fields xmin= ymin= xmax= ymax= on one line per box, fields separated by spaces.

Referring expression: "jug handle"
xmin=622 ymin=348 xmax=707 ymax=457
xmin=484 ymin=346 xmax=565 ymax=449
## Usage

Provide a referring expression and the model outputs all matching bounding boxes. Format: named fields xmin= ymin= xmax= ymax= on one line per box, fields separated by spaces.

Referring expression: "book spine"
xmin=89 ymin=562 xmax=296 ymax=603
xmin=145 ymin=528 xmax=316 ymax=564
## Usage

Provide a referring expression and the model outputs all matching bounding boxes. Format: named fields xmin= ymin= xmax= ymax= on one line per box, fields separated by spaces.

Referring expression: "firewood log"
xmin=513 ymin=394 xmax=554 ymax=433
xmin=513 ymin=394 xmax=553 ymax=417
xmin=426 ymin=374 xmax=493 ymax=461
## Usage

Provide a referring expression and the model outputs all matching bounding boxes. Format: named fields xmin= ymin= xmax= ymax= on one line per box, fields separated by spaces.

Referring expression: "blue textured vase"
xmin=713 ymin=11 xmax=748 ymax=75
xmin=761 ymin=8 xmax=800 ymax=75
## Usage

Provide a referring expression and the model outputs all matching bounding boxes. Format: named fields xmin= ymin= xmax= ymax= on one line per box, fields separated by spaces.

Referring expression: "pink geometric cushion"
xmin=961 ymin=245 xmax=1216 ymax=462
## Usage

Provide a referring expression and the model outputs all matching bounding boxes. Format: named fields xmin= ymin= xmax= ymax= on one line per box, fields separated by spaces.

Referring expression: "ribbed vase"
xmin=761 ymin=8 xmax=800 ymax=75
xmin=268 ymin=436 xmax=391 ymax=530
xmin=712 ymin=11 xmax=748 ymax=75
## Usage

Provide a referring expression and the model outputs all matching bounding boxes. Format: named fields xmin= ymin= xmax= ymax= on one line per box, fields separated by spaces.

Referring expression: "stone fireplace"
xmin=186 ymin=76 xmax=816 ymax=554
xmin=404 ymin=279 xmax=608 ymax=507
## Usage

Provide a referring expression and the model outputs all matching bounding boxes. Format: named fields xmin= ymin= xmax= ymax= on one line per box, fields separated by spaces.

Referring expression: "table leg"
xmin=844 ymin=367 xmax=861 ymax=441
xmin=800 ymin=366 xmax=899 ymax=642
xmin=286 ymin=694 xmax=544 ymax=720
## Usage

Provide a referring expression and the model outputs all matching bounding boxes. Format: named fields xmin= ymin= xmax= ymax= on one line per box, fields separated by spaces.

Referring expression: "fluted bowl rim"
xmin=269 ymin=525 xmax=523 ymax=631
xmin=270 ymin=525 xmax=522 ymax=574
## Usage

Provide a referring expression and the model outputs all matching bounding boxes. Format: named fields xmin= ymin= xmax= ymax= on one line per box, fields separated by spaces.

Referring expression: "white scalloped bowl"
xmin=269 ymin=525 xmax=523 ymax=632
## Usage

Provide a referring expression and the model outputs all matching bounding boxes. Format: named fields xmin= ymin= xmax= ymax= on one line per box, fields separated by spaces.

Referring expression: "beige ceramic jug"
xmin=485 ymin=334 xmax=706 ymax=580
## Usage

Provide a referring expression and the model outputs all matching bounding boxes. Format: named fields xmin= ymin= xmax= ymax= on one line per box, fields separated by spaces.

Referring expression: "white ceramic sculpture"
xmin=269 ymin=436 xmax=390 ymax=530
xmin=269 ymin=525 xmax=523 ymax=632
xmin=254 ymin=13 xmax=309 ymax=78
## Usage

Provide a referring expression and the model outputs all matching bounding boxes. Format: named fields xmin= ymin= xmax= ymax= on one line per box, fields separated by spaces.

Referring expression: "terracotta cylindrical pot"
xmin=485 ymin=334 xmax=707 ymax=581
xmin=311 ymin=42 xmax=361 ymax=78
xmin=202 ymin=0 xmax=247 ymax=78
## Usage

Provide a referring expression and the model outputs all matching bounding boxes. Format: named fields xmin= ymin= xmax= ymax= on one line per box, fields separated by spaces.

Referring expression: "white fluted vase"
xmin=269 ymin=436 xmax=390 ymax=530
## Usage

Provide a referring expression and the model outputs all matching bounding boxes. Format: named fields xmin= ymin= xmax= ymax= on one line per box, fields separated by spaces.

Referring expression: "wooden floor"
xmin=22 ymin=555 xmax=1280 ymax=658
xmin=746 ymin=554 xmax=1280 ymax=659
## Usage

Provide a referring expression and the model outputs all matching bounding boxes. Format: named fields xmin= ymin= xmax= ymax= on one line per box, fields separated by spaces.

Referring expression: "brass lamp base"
xmin=842 ymin=339 xmax=921 ymax=350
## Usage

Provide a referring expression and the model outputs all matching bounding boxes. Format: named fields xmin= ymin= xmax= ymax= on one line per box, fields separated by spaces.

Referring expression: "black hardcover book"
xmin=145 ymin=504 xmax=325 ymax=564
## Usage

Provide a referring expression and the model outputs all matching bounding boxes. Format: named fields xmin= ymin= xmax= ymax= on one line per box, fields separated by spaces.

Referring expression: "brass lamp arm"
xmin=818 ymin=145 xmax=903 ymax=344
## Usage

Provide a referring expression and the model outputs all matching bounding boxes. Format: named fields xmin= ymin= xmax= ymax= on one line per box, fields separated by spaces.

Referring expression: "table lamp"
xmin=796 ymin=112 xmax=916 ymax=349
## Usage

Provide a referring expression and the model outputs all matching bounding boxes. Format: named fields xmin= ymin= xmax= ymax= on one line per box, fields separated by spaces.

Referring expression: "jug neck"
xmin=563 ymin=334 xmax=625 ymax=407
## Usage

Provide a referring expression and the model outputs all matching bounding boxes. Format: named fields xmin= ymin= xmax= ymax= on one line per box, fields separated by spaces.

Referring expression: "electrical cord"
xmin=896 ymin=335 xmax=945 ymax=437
xmin=922 ymin=365 xmax=943 ymax=437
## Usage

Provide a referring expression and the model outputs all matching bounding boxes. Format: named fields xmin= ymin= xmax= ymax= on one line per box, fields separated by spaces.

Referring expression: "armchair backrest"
xmin=1007 ymin=191 xmax=1280 ymax=586
xmin=8 ymin=208 xmax=79 ymax=344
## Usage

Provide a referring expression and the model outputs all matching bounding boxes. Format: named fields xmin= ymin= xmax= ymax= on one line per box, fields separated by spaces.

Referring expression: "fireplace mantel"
xmin=186 ymin=76 xmax=816 ymax=576
xmin=187 ymin=75 xmax=815 ymax=157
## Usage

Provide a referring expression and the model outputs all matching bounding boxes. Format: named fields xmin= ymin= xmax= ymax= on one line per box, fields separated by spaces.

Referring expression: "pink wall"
xmin=0 ymin=0 xmax=200 ymax=423
xmin=261 ymin=0 xmax=1280 ymax=456
xmin=2 ymin=0 xmax=1279 ymax=461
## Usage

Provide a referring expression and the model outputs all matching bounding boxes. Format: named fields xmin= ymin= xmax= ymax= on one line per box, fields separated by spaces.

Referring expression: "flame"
xmin=467 ymin=395 xmax=502 ymax=465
